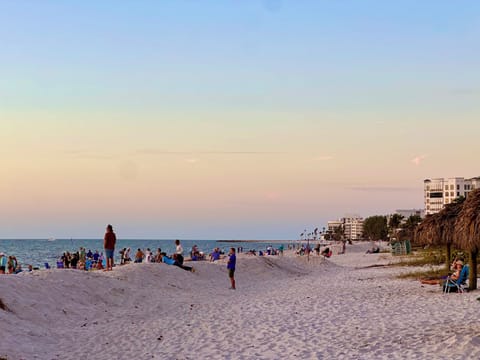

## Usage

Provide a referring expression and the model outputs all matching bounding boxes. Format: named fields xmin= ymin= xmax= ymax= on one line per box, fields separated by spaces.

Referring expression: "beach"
xmin=1 ymin=242 xmax=479 ymax=360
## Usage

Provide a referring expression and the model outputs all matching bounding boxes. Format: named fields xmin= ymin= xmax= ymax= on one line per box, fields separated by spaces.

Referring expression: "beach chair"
xmin=56 ymin=261 xmax=64 ymax=269
xmin=443 ymin=265 xmax=469 ymax=293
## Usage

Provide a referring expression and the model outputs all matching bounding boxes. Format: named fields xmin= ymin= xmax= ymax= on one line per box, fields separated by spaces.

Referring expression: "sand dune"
xmin=1 ymin=243 xmax=479 ymax=360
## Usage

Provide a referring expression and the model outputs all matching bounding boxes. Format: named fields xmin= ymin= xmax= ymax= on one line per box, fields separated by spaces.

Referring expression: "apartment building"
xmin=343 ymin=216 xmax=364 ymax=240
xmin=327 ymin=220 xmax=343 ymax=233
xmin=327 ymin=215 xmax=364 ymax=240
xmin=424 ymin=177 xmax=480 ymax=215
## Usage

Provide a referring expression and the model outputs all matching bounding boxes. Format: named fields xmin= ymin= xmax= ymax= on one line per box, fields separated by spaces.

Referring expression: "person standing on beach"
xmin=103 ymin=224 xmax=117 ymax=271
xmin=227 ymin=247 xmax=236 ymax=290
xmin=0 ymin=253 xmax=7 ymax=274
xmin=175 ymin=239 xmax=184 ymax=265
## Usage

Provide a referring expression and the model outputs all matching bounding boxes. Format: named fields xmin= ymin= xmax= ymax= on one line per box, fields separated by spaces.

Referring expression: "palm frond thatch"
xmin=454 ymin=189 xmax=480 ymax=251
xmin=440 ymin=200 xmax=465 ymax=244
xmin=414 ymin=214 xmax=442 ymax=246
xmin=414 ymin=198 xmax=465 ymax=246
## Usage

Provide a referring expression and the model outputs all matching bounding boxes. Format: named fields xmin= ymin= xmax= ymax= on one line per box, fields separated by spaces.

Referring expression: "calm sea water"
xmin=0 ymin=239 xmax=294 ymax=268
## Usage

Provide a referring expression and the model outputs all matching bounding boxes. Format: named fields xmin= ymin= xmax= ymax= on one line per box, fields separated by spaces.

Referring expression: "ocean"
xmin=0 ymin=239 xmax=295 ymax=268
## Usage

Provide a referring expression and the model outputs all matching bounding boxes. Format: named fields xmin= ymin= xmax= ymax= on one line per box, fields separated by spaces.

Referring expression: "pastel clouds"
xmin=411 ymin=154 xmax=428 ymax=166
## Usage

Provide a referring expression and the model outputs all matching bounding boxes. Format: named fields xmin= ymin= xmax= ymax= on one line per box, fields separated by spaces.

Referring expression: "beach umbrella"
xmin=453 ymin=189 xmax=480 ymax=290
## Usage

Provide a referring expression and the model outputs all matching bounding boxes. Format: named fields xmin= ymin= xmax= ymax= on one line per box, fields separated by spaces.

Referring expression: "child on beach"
xmin=227 ymin=248 xmax=236 ymax=290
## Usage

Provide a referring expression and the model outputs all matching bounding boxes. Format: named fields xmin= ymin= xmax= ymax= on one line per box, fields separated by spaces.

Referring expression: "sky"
xmin=1 ymin=0 xmax=479 ymax=239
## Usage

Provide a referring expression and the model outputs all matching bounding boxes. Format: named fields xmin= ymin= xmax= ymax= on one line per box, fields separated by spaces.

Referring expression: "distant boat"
xmin=48 ymin=237 xmax=56 ymax=242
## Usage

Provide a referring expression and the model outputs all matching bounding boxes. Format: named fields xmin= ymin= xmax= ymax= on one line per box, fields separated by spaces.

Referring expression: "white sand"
xmin=1 ymin=242 xmax=480 ymax=360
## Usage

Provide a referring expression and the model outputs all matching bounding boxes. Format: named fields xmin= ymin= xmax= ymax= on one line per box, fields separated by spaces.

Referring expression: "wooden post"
xmin=446 ymin=243 xmax=451 ymax=271
xmin=469 ymin=249 xmax=478 ymax=291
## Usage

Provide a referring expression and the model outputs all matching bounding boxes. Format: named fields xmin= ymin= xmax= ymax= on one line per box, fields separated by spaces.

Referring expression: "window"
xmin=445 ymin=185 xmax=449 ymax=190
xmin=457 ymin=192 xmax=460 ymax=196
xmin=450 ymin=184 xmax=454 ymax=190
xmin=457 ymin=185 xmax=460 ymax=190
xmin=451 ymin=192 xmax=454 ymax=197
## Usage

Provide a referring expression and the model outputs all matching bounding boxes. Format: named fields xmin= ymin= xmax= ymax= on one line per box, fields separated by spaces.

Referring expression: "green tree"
xmin=399 ymin=214 xmax=422 ymax=240
xmin=333 ymin=224 xmax=344 ymax=241
xmin=388 ymin=214 xmax=404 ymax=235
xmin=363 ymin=215 xmax=388 ymax=241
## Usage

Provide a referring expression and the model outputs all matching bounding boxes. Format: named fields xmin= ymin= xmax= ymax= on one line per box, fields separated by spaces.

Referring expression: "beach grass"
xmin=397 ymin=267 xmax=448 ymax=280
xmin=392 ymin=246 xmax=449 ymax=279
xmin=393 ymin=247 xmax=445 ymax=267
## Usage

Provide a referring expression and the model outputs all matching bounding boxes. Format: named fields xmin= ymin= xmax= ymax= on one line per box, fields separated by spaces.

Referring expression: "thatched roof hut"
xmin=454 ymin=189 xmax=480 ymax=289
xmin=414 ymin=198 xmax=465 ymax=269
xmin=439 ymin=199 xmax=465 ymax=244
xmin=414 ymin=213 xmax=442 ymax=246
xmin=454 ymin=189 xmax=480 ymax=251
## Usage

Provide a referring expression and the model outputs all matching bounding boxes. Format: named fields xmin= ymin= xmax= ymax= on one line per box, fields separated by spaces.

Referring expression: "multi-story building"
xmin=424 ymin=177 xmax=480 ymax=215
xmin=343 ymin=215 xmax=364 ymax=240
xmin=327 ymin=215 xmax=364 ymax=240
xmin=327 ymin=220 xmax=343 ymax=233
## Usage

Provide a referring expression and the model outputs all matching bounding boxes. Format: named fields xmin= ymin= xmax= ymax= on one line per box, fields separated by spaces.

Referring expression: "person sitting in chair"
xmin=443 ymin=259 xmax=468 ymax=293
xmin=450 ymin=260 xmax=464 ymax=281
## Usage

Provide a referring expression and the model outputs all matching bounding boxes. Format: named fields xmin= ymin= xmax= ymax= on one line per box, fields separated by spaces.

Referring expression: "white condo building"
xmin=343 ymin=216 xmax=364 ymax=240
xmin=424 ymin=177 xmax=480 ymax=215
xmin=327 ymin=220 xmax=343 ymax=233
xmin=327 ymin=215 xmax=364 ymax=240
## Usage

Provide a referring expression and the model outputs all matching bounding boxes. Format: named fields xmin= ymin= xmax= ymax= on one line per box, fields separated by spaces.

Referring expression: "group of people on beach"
xmin=60 ymin=248 xmax=105 ymax=270
xmin=293 ymin=242 xmax=348 ymax=257
xmin=0 ymin=253 xmax=27 ymax=274
xmin=1 ymin=225 xmax=238 ymax=288
xmin=102 ymin=226 xmax=236 ymax=288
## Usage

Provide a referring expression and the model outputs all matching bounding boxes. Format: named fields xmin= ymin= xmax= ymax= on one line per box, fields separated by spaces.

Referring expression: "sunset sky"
xmin=1 ymin=1 xmax=479 ymax=239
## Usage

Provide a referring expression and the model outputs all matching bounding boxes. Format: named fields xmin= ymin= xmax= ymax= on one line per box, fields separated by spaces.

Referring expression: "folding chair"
xmin=443 ymin=265 xmax=469 ymax=293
